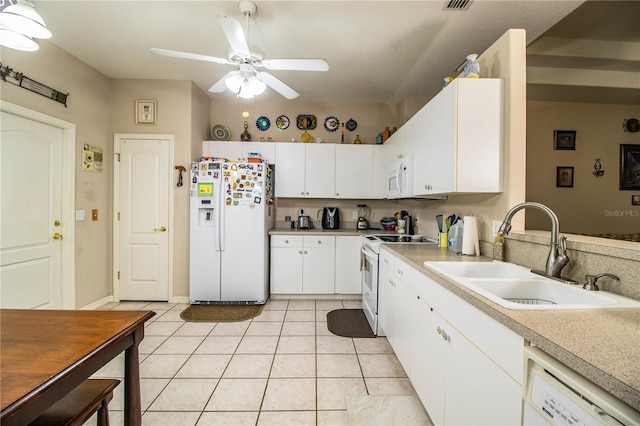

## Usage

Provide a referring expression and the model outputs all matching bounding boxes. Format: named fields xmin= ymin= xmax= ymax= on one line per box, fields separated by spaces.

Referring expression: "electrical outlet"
xmin=492 ymin=220 xmax=502 ymax=237
xmin=285 ymin=215 xmax=292 ymax=222
xmin=352 ymin=210 xmax=358 ymax=220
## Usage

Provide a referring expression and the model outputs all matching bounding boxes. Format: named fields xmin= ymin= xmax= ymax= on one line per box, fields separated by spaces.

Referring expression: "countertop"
xmin=382 ymin=244 xmax=640 ymax=412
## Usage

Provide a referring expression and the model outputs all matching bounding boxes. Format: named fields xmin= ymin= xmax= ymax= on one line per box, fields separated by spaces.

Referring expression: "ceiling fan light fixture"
xmin=0 ymin=0 xmax=51 ymax=39
xmin=0 ymin=27 xmax=38 ymax=51
xmin=238 ymin=80 xmax=255 ymax=99
xmin=224 ymin=73 xmax=244 ymax=93
xmin=248 ymin=76 xmax=266 ymax=95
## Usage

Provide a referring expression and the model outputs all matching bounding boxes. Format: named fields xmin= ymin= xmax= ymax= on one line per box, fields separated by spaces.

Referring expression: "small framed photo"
xmin=632 ymin=195 xmax=640 ymax=206
xmin=556 ymin=166 xmax=574 ymax=188
xmin=620 ymin=144 xmax=640 ymax=190
xmin=135 ymin=100 xmax=157 ymax=125
xmin=554 ymin=130 xmax=576 ymax=150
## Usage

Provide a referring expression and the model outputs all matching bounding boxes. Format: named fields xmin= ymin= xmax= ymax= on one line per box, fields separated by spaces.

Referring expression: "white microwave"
xmin=387 ymin=155 xmax=413 ymax=199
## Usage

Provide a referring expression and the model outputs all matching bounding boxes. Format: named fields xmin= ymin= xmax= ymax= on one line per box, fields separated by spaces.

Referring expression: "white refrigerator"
xmin=189 ymin=160 xmax=274 ymax=304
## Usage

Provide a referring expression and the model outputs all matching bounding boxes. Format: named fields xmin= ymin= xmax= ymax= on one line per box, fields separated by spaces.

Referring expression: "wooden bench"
xmin=29 ymin=378 xmax=121 ymax=426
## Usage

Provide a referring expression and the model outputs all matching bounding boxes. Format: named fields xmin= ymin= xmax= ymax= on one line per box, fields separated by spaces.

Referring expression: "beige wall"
xmin=0 ymin=40 xmax=112 ymax=308
xmin=109 ymin=79 xmax=209 ymax=300
xmin=526 ymin=101 xmax=640 ymax=234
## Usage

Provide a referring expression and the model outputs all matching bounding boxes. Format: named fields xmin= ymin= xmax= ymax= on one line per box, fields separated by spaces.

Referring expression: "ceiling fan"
xmin=150 ymin=0 xmax=328 ymax=99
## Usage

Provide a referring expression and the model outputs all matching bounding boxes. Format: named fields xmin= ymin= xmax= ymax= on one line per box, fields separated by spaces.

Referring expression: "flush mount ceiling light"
xmin=0 ymin=0 xmax=51 ymax=51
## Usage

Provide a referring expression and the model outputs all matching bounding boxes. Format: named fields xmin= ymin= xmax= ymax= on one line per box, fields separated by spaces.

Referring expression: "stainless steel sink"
xmin=424 ymin=261 xmax=640 ymax=310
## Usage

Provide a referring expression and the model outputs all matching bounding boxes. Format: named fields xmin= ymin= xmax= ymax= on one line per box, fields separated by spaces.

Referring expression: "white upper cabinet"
xmin=412 ymin=78 xmax=503 ymax=196
xmin=335 ymin=145 xmax=384 ymax=199
xmin=274 ymin=143 xmax=335 ymax=198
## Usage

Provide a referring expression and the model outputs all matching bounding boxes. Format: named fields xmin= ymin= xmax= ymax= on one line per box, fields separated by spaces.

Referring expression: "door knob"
xmin=52 ymin=233 xmax=63 ymax=240
xmin=154 ymin=226 xmax=167 ymax=232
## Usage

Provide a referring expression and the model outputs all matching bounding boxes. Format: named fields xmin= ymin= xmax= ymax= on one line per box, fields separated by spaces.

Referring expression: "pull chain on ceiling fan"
xmin=150 ymin=0 xmax=328 ymax=99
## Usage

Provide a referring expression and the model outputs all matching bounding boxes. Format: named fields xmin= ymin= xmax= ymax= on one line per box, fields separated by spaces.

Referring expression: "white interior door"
xmin=1 ymin=111 xmax=65 ymax=308
xmin=116 ymin=135 xmax=172 ymax=301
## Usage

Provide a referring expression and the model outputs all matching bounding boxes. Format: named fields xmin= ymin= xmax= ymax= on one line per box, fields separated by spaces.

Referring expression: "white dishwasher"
xmin=523 ymin=346 xmax=640 ymax=425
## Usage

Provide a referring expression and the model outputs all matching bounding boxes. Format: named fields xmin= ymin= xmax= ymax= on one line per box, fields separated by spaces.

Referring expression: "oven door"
xmin=361 ymin=244 xmax=379 ymax=334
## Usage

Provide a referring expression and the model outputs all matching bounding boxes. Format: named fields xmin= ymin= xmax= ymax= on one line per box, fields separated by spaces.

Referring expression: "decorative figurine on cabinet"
xmin=241 ymin=121 xmax=251 ymax=141
xmin=463 ymin=54 xmax=480 ymax=78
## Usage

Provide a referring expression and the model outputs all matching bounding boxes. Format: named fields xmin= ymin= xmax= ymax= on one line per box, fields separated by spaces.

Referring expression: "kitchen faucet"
xmin=498 ymin=202 xmax=570 ymax=279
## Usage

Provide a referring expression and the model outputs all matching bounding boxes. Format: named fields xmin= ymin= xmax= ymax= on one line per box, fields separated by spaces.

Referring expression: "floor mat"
xmin=180 ymin=304 xmax=264 ymax=322
xmin=326 ymin=309 xmax=375 ymax=338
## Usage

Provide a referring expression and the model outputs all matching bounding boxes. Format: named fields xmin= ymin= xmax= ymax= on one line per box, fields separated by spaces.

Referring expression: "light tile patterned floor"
xmin=92 ymin=299 xmax=422 ymax=425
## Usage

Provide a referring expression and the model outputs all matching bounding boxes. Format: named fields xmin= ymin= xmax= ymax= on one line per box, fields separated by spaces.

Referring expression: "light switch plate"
xmin=92 ymin=209 xmax=98 ymax=221
xmin=75 ymin=210 xmax=85 ymax=221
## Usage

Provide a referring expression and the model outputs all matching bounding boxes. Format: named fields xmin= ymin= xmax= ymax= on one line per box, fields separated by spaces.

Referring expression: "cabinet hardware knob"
xmin=299 ymin=250 xmax=303 ymax=254
xmin=304 ymin=250 xmax=308 ymax=254
xmin=318 ymin=241 xmax=321 ymax=244
xmin=285 ymin=240 xmax=289 ymax=243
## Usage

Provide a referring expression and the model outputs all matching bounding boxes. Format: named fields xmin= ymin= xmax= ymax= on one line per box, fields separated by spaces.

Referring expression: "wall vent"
xmin=445 ymin=0 xmax=472 ymax=10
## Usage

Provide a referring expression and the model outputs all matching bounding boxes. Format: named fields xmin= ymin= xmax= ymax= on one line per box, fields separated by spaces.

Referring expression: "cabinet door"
xmin=335 ymin=236 xmax=362 ymax=294
xmin=382 ymin=126 xmax=403 ymax=170
xmin=456 ymin=78 xmax=502 ymax=193
xmin=305 ymin=144 xmax=335 ymax=198
xmin=411 ymin=297 xmax=446 ymax=426
xmin=302 ymin=236 xmax=335 ymax=294
xmin=270 ymin=247 xmax=303 ymax=294
xmin=413 ymin=84 xmax=456 ymax=195
xmin=393 ymin=278 xmax=414 ymax=373
xmin=378 ymin=250 xmax=394 ymax=338
xmin=274 ymin=143 xmax=305 ymax=197
xmin=335 ymin=145 xmax=374 ymax=198
xmin=445 ymin=324 xmax=522 ymax=426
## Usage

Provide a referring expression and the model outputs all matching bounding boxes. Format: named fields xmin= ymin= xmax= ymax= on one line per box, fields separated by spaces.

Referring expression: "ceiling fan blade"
xmin=218 ymin=16 xmax=250 ymax=55
xmin=208 ymin=71 xmax=238 ymax=93
xmin=261 ymin=58 xmax=329 ymax=72
xmin=151 ymin=48 xmax=230 ymax=65
xmin=258 ymin=72 xmax=299 ymax=99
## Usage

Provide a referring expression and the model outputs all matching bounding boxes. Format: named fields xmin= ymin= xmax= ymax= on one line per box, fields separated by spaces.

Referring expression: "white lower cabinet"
xmin=270 ymin=235 xmax=335 ymax=294
xmin=381 ymin=250 xmax=524 ymax=425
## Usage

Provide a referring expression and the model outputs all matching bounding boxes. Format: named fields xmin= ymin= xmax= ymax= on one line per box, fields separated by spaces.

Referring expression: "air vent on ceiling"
xmin=445 ymin=0 xmax=472 ymax=10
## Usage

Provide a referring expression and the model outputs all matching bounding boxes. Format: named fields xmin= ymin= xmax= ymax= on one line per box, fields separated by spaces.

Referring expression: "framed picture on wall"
xmin=135 ymin=100 xmax=157 ymax=125
xmin=620 ymin=144 xmax=640 ymax=190
xmin=553 ymin=130 xmax=576 ymax=150
xmin=556 ymin=166 xmax=574 ymax=188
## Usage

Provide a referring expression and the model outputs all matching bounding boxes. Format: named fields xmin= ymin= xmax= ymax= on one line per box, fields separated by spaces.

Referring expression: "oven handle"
xmin=361 ymin=245 xmax=378 ymax=271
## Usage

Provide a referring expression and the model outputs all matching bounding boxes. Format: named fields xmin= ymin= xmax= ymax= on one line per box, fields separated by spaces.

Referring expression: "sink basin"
xmin=424 ymin=261 xmax=640 ymax=310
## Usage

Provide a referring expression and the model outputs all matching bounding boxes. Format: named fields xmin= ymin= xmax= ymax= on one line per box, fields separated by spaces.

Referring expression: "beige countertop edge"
xmin=383 ymin=244 xmax=640 ymax=412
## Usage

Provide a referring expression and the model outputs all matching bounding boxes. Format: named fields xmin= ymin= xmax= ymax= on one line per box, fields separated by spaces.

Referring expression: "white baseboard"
xmin=79 ymin=295 xmax=114 ymax=310
xmin=171 ymin=296 xmax=190 ymax=304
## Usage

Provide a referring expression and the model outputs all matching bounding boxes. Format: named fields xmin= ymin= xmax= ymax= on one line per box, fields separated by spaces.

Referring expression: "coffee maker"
xmin=319 ymin=207 xmax=340 ymax=230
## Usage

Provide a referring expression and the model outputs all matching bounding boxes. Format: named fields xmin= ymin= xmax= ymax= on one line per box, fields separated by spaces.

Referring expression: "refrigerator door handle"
xmin=218 ymin=182 xmax=225 ymax=252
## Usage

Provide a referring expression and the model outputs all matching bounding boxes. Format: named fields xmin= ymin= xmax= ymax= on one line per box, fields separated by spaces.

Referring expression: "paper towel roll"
xmin=462 ymin=216 xmax=479 ymax=256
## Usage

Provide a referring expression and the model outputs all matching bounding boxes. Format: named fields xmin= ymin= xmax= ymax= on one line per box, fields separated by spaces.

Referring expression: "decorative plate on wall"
xmin=297 ymin=114 xmax=317 ymax=130
xmin=276 ymin=115 xmax=290 ymax=130
xmin=211 ymin=124 xmax=230 ymax=141
xmin=324 ymin=116 xmax=340 ymax=132
xmin=345 ymin=118 xmax=358 ymax=132
xmin=256 ymin=116 xmax=271 ymax=131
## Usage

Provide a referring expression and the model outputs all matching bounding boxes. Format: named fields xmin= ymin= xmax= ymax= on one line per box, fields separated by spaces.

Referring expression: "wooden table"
xmin=1 ymin=309 xmax=155 ymax=426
